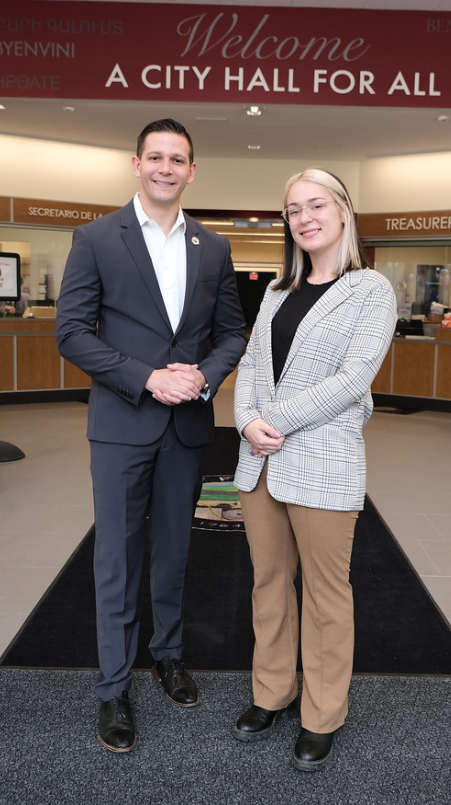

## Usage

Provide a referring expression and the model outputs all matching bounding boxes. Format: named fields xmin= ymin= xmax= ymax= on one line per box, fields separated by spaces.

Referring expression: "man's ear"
xmin=187 ymin=161 xmax=197 ymax=184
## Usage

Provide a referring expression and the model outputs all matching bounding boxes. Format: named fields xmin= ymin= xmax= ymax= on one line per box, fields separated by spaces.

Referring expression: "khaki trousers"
xmin=239 ymin=463 xmax=358 ymax=733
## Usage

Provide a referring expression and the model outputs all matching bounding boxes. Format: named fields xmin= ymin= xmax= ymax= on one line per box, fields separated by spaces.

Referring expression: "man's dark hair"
xmin=136 ymin=118 xmax=194 ymax=163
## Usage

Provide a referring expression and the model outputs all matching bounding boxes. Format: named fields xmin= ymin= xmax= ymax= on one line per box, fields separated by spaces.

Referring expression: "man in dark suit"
xmin=56 ymin=118 xmax=246 ymax=753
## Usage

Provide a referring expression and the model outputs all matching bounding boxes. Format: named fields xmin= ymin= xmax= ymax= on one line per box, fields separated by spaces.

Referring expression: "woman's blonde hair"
xmin=275 ymin=168 xmax=369 ymax=292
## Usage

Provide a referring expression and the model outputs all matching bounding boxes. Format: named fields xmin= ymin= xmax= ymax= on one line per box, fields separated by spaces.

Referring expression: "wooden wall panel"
xmin=63 ymin=360 xmax=91 ymax=389
xmin=16 ymin=335 xmax=61 ymax=390
xmin=392 ymin=342 xmax=435 ymax=397
xmin=0 ymin=319 xmax=55 ymax=332
xmin=371 ymin=346 xmax=392 ymax=393
xmin=436 ymin=346 xmax=451 ymax=400
xmin=0 ymin=336 xmax=15 ymax=391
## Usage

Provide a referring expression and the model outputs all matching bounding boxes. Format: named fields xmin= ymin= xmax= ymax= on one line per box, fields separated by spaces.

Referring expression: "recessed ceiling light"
xmin=63 ymin=106 xmax=75 ymax=113
xmin=248 ymin=144 xmax=261 ymax=150
xmin=0 ymin=105 xmax=5 ymax=110
xmin=246 ymin=106 xmax=262 ymax=116
xmin=437 ymin=115 xmax=450 ymax=123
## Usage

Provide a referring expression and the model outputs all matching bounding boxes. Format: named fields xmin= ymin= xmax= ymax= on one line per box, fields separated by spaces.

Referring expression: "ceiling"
xmin=1 ymin=0 xmax=451 ymax=162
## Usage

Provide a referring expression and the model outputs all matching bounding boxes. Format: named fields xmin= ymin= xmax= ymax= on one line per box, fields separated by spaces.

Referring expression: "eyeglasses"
xmin=281 ymin=201 xmax=335 ymax=223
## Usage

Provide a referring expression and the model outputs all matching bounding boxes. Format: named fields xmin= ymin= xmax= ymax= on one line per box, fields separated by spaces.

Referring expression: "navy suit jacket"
xmin=56 ymin=200 xmax=246 ymax=447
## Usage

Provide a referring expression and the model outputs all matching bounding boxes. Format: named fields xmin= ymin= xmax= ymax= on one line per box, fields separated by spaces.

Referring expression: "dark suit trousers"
xmin=90 ymin=416 xmax=206 ymax=701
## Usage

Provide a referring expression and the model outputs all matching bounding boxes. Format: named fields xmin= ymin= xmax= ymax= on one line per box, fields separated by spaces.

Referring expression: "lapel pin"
xmin=191 ymin=236 xmax=200 ymax=245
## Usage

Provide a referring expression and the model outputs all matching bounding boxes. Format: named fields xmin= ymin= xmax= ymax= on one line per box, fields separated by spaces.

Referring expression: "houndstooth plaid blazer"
xmin=234 ymin=268 xmax=397 ymax=511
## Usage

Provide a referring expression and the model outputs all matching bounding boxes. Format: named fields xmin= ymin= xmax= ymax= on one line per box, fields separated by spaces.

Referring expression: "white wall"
xmin=359 ymin=153 xmax=451 ymax=213
xmin=1 ymin=133 xmax=450 ymax=213
xmin=0 ymin=135 xmax=137 ymax=207
xmin=187 ymin=158 xmax=361 ymax=210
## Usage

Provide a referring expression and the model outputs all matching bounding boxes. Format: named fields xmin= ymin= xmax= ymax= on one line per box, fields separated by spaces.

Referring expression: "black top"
xmin=272 ymin=277 xmax=338 ymax=385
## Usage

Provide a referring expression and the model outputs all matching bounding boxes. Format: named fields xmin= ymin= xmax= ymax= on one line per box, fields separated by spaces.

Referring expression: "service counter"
xmin=371 ymin=330 xmax=451 ymax=402
xmin=0 ymin=317 xmax=90 ymax=394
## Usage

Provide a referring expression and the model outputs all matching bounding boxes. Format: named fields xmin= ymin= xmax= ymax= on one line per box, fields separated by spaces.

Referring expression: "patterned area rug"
xmin=195 ymin=476 xmax=243 ymax=531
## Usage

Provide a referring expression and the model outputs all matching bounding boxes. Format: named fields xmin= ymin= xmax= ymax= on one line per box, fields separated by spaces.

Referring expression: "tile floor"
xmin=1 ymin=382 xmax=450 ymax=659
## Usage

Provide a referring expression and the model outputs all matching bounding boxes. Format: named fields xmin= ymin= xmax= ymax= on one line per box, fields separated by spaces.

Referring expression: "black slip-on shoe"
xmin=291 ymin=727 xmax=335 ymax=771
xmin=233 ymin=698 xmax=298 ymax=743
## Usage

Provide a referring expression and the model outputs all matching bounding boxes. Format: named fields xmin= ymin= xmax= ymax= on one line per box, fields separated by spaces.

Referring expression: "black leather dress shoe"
xmin=291 ymin=727 xmax=335 ymax=771
xmin=151 ymin=657 xmax=199 ymax=707
xmin=98 ymin=691 xmax=137 ymax=753
xmin=233 ymin=698 xmax=298 ymax=742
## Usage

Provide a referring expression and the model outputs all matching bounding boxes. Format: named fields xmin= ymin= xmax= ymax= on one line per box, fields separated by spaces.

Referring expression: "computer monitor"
xmin=395 ymin=318 xmax=424 ymax=336
xmin=0 ymin=252 xmax=21 ymax=302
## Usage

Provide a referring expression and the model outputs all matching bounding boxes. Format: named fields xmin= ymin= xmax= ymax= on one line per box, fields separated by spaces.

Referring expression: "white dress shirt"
xmin=133 ymin=193 xmax=210 ymax=399
xmin=133 ymin=193 xmax=186 ymax=333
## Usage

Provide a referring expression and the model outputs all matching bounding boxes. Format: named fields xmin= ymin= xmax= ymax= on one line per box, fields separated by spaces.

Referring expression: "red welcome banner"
xmin=0 ymin=2 xmax=449 ymax=107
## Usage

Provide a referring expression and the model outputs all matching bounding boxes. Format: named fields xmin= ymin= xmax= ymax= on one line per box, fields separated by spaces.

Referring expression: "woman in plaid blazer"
xmin=233 ymin=168 xmax=397 ymax=771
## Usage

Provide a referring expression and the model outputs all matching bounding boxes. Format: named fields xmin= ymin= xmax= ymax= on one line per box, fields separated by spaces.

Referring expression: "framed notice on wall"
xmin=0 ymin=252 xmax=21 ymax=301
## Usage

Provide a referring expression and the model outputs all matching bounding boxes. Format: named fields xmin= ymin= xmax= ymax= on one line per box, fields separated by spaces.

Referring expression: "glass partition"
xmin=0 ymin=226 xmax=73 ymax=316
xmin=372 ymin=243 xmax=451 ymax=319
